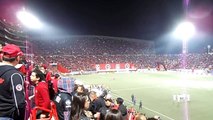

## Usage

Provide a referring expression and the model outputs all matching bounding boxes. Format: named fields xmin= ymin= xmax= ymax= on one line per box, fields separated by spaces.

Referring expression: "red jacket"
xmin=46 ymin=71 xmax=52 ymax=82
xmin=51 ymin=79 xmax=58 ymax=94
xmin=35 ymin=81 xmax=50 ymax=109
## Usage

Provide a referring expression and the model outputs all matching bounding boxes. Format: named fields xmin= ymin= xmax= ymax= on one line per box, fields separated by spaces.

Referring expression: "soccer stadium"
xmin=0 ymin=1 xmax=213 ymax=120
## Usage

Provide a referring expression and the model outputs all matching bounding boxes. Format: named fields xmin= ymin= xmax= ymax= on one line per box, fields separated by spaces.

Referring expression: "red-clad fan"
xmin=30 ymin=69 xmax=50 ymax=119
xmin=39 ymin=64 xmax=56 ymax=100
xmin=51 ymin=73 xmax=60 ymax=94
xmin=39 ymin=64 xmax=52 ymax=82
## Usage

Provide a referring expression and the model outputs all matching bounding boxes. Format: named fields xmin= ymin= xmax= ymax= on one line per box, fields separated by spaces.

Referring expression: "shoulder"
xmin=40 ymin=81 xmax=48 ymax=85
xmin=60 ymin=92 xmax=72 ymax=100
xmin=79 ymin=114 xmax=90 ymax=120
xmin=37 ymin=81 xmax=48 ymax=89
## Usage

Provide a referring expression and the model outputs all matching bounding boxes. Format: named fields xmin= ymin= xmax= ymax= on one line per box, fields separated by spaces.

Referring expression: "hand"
xmin=94 ymin=112 xmax=100 ymax=119
xmin=40 ymin=114 xmax=46 ymax=119
xmin=29 ymin=95 xmax=35 ymax=100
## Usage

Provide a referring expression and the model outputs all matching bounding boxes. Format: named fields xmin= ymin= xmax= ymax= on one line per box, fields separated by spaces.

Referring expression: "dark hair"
xmin=105 ymin=109 xmax=123 ymax=120
xmin=32 ymin=69 xmax=45 ymax=82
xmin=76 ymin=84 xmax=85 ymax=94
xmin=54 ymin=73 xmax=60 ymax=79
xmin=100 ymin=90 xmax=107 ymax=97
xmin=70 ymin=93 xmax=89 ymax=120
xmin=2 ymin=56 xmax=17 ymax=62
xmin=147 ymin=117 xmax=158 ymax=120
xmin=116 ymin=97 xmax=124 ymax=105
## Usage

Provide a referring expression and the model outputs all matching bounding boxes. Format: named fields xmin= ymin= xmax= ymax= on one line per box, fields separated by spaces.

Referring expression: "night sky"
xmin=26 ymin=0 xmax=184 ymax=40
xmin=0 ymin=0 xmax=213 ymax=53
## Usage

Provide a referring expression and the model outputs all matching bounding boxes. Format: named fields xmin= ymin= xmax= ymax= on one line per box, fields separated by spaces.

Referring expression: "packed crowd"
xmin=32 ymin=36 xmax=154 ymax=56
xmin=0 ymin=44 xmax=160 ymax=120
xmin=31 ymin=36 xmax=213 ymax=72
xmin=32 ymin=36 xmax=154 ymax=71
xmin=33 ymin=52 xmax=213 ymax=72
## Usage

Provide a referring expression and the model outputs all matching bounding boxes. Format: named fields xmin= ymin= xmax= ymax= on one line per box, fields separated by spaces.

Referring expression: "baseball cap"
xmin=2 ymin=44 xmax=23 ymax=58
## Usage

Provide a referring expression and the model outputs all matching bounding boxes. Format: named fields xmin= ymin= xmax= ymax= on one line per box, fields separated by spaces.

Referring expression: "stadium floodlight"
xmin=16 ymin=10 xmax=42 ymax=29
xmin=174 ymin=21 xmax=195 ymax=41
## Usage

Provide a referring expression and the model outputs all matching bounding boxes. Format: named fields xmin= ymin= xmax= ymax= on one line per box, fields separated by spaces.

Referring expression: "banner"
xmin=57 ymin=63 xmax=70 ymax=73
xmin=95 ymin=63 xmax=136 ymax=71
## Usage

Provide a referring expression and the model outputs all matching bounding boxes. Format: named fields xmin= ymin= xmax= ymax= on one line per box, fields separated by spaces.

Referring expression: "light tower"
xmin=174 ymin=21 xmax=196 ymax=120
xmin=174 ymin=21 xmax=195 ymax=68
xmin=16 ymin=8 xmax=43 ymax=29
xmin=173 ymin=1 xmax=196 ymax=120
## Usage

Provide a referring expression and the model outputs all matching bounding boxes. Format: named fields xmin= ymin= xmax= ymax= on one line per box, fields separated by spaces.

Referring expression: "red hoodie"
xmin=35 ymin=81 xmax=50 ymax=109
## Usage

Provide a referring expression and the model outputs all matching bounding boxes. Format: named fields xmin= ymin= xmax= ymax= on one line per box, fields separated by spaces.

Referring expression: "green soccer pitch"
xmin=73 ymin=72 xmax=213 ymax=120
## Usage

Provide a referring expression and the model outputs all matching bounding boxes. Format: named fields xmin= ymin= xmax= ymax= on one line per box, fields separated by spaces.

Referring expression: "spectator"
xmin=88 ymin=91 xmax=98 ymax=114
xmin=105 ymin=109 xmax=123 ymax=120
xmin=30 ymin=69 xmax=50 ymax=119
xmin=71 ymin=93 xmax=99 ymax=120
xmin=76 ymin=84 xmax=85 ymax=95
xmin=53 ymin=76 xmax=74 ymax=120
xmin=99 ymin=94 xmax=113 ymax=120
xmin=52 ymin=73 xmax=61 ymax=94
xmin=0 ymin=44 xmax=25 ymax=120
xmin=116 ymin=97 xmax=127 ymax=119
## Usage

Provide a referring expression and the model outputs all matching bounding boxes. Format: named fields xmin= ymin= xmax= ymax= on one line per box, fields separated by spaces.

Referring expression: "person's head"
xmin=104 ymin=94 xmax=113 ymax=107
xmin=30 ymin=69 xmax=45 ymax=85
xmin=71 ymin=93 xmax=90 ymax=119
xmin=51 ymin=73 xmax=60 ymax=80
xmin=105 ymin=109 xmax=123 ymax=120
xmin=135 ymin=113 xmax=147 ymax=120
xmin=2 ymin=44 xmax=23 ymax=65
xmin=54 ymin=73 xmax=60 ymax=79
xmin=76 ymin=84 xmax=85 ymax=94
xmin=116 ymin=97 xmax=124 ymax=105
xmin=82 ymin=94 xmax=91 ymax=110
xmin=100 ymin=89 xmax=107 ymax=98
xmin=89 ymin=91 xmax=97 ymax=101
xmin=39 ymin=64 xmax=47 ymax=73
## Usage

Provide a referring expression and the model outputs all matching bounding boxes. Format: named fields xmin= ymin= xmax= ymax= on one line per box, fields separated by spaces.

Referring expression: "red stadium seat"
xmin=29 ymin=101 xmax=59 ymax=120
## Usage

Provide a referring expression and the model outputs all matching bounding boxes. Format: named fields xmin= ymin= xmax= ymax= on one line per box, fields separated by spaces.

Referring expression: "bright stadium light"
xmin=173 ymin=21 xmax=196 ymax=54
xmin=174 ymin=21 xmax=195 ymax=41
xmin=16 ymin=10 xmax=43 ymax=29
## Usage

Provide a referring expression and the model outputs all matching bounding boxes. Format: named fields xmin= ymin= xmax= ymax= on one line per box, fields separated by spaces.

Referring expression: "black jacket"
xmin=0 ymin=65 xmax=26 ymax=120
xmin=54 ymin=91 xmax=72 ymax=120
